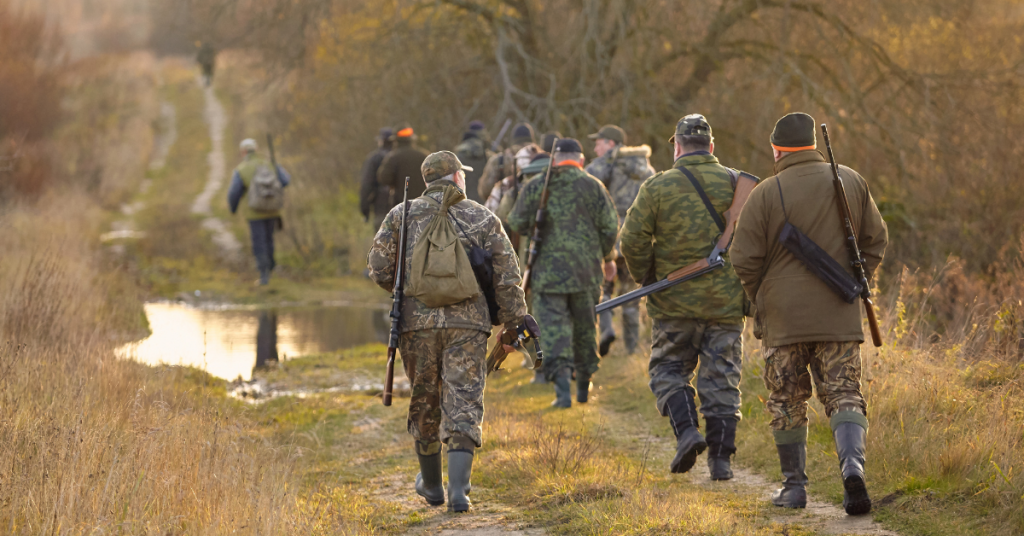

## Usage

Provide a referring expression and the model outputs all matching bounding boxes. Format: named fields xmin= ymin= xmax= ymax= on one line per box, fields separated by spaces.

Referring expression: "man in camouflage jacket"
xmin=367 ymin=151 xmax=528 ymax=512
xmin=586 ymin=124 xmax=656 ymax=356
xmin=477 ymin=122 xmax=535 ymax=200
xmin=454 ymin=120 xmax=493 ymax=204
xmin=620 ymin=115 xmax=757 ymax=480
xmin=507 ymin=138 xmax=619 ymax=408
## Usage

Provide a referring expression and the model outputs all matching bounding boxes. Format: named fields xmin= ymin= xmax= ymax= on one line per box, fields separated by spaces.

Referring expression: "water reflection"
xmin=118 ymin=302 xmax=390 ymax=380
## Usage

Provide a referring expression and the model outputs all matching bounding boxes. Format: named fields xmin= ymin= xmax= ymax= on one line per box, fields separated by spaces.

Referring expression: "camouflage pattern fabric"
xmin=533 ymin=290 xmax=601 ymax=381
xmin=506 ymin=164 xmax=619 ymax=294
xmin=367 ymin=180 xmax=528 ymax=333
xmin=400 ymin=328 xmax=489 ymax=447
xmin=585 ymin=144 xmax=656 ymax=221
xmin=648 ymin=318 xmax=743 ymax=420
xmin=620 ymin=153 xmax=754 ymax=322
xmin=598 ymin=260 xmax=640 ymax=351
xmin=478 ymin=145 xmax=524 ymax=201
xmin=762 ymin=341 xmax=866 ymax=431
xmin=454 ymin=135 xmax=491 ymax=203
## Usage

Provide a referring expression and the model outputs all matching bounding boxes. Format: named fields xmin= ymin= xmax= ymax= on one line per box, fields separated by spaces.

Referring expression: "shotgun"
xmin=383 ymin=176 xmax=411 ymax=406
xmin=821 ymin=124 xmax=883 ymax=347
xmin=521 ymin=139 xmax=558 ymax=294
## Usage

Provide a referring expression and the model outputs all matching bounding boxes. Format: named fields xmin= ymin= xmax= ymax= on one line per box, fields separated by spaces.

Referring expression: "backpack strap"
xmin=677 ymin=166 xmax=726 ymax=233
xmin=425 ymin=196 xmax=483 ymax=249
xmin=774 ymin=177 xmax=791 ymax=223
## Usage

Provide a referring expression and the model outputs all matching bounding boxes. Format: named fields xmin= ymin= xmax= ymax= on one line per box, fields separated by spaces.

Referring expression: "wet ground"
xmin=119 ymin=301 xmax=390 ymax=381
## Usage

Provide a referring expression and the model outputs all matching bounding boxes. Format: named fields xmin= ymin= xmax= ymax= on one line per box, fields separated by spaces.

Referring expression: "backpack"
xmin=248 ymin=164 xmax=284 ymax=211
xmin=405 ymin=185 xmax=481 ymax=307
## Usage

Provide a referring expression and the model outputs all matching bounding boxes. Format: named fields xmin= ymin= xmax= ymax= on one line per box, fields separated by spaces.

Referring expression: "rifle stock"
xmin=821 ymin=124 xmax=883 ymax=347
xmin=383 ymin=176 xmax=412 ymax=406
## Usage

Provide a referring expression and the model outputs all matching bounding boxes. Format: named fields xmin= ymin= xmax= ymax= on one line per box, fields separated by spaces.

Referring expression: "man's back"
xmin=586 ymin=145 xmax=656 ymax=222
xmin=455 ymin=136 xmax=490 ymax=204
xmin=379 ymin=142 xmax=430 ymax=201
xmin=619 ymin=152 xmax=744 ymax=322
xmin=507 ymin=165 xmax=618 ymax=293
xmin=360 ymin=147 xmax=391 ymax=221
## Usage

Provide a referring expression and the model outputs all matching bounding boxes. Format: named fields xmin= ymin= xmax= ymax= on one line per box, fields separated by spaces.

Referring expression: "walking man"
xmin=378 ymin=124 xmax=430 ymax=203
xmin=731 ymin=112 xmax=887 ymax=514
xmin=619 ymin=115 xmax=757 ymax=479
xmin=507 ymin=138 xmax=619 ymax=408
xmin=478 ymin=122 xmax=535 ymax=201
xmin=359 ymin=127 xmax=394 ymax=229
xmin=454 ymin=120 xmax=493 ymax=203
xmin=228 ymin=138 xmax=291 ymax=285
xmin=586 ymin=124 xmax=656 ymax=356
xmin=367 ymin=151 xmax=528 ymax=512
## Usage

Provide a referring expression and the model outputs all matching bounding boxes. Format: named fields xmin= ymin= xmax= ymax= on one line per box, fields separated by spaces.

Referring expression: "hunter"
xmin=507 ymin=138 xmax=619 ymax=408
xmin=731 ymin=112 xmax=887 ymax=514
xmin=227 ymin=138 xmax=291 ymax=286
xmin=586 ymin=124 xmax=656 ymax=356
xmin=367 ymin=151 xmax=528 ymax=513
xmin=454 ymin=120 xmax=493 ymax=203
xmin=359 ymin=127 xmax=394 ymax=229
xmin=619 ymin=114 xmax=757 ymax=479
xmin=477 ymin=122 xmax=535 ymax=201
xmin=378 ymin=124 xmax=430 ymax=204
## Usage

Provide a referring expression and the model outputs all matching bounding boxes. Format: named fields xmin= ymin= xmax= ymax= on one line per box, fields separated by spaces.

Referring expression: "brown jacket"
xmin=377 ymin=139 xmax=429 ymax=206
xmin=731 ymin=150 xmax=887 ymax=347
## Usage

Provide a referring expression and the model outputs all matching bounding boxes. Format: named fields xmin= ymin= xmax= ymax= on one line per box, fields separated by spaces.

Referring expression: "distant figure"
xmin=228 ymin=138 xmax=291 ymax=286
xmin=254 ymin=310 xmax=279 ymax=369
xmin=477 ymin=123 xmax=535 ymax=201
xmin=377 ymin=124 xmax=430 ymax=205
xmin=540 ymin=131 xmax=562 ymax=153
xmin=359 ymin=127 xmax=394 ymax=229
xmin=196 ymin=42 xmax=216 ymax=87
xmin=454 ymin=120 xmax=493 ymax=203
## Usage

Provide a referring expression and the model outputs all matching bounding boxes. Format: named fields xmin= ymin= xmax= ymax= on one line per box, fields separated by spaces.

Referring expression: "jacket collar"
xmin=774 ymin=149 xmax=826 ymax=174
xmin=423 ymin=179 xmax=464 ymax=197
xmin=673 ymin=152 xmax=719 ymax=168
xmin=555 ymin=160 xmax=583 ymax=169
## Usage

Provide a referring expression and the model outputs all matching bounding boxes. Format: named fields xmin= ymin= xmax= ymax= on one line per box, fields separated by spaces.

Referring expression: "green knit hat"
xmin=771 ymin=112 xmax=816 ymax=151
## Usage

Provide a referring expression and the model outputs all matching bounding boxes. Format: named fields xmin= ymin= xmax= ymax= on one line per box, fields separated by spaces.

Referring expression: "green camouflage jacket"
xmin=585 ymin=144 xmax=656 ymax=223
xmin=507 ymin=163 xmax=619 ymax=294
xmin=367 ymin=180 xmax=528 ymax=333
xmin=620 ymin=152 xmax=754 ymax=323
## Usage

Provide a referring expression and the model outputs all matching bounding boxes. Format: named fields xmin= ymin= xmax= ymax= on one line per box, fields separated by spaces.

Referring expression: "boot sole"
xmin=448 ymin=501 xmax=470 ymax=513
xmin=670 ymin=440 xmax=707 ymax=473
xmin=843 ymin=475 xmax=872 ymax=515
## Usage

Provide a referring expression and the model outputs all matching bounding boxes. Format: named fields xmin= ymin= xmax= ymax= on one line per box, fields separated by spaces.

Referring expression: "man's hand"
xmin=603 ymin=260 xmax=617 ymax=282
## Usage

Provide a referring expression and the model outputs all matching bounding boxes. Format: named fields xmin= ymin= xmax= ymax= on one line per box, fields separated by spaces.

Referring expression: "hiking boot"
xmin=414 ymin=449 xmax=445 ymax=506
xmin=576 ymin=375 xmax=591 ymax=404
xmin=551 ymin=367 xmax=572 ymax=408
xmin=771 ymin=441 xmax=808 ymax=508
xmin=834 ymin=422 xmax=871 ymax=515
xmin=530 ymin=370 xmax=548 ymax=384
xmin=598 ymin=332 xmax=616 ymax=357
xmin=705 ymin=417 xmax=737 ymax=481
xmin=447 ymin=448 xmax=474 ymax=513
xmin=663 ymin=391 xmax=705 ymax=473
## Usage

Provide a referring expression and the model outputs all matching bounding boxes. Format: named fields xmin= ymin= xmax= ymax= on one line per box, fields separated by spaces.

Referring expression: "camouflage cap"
xmin=588 ymin=124 xmax=626 ymax=144
xmin=668 ymin=114 xmax=713 ymax=143
xmin=422 ymin=151 xmax=474 ymax=182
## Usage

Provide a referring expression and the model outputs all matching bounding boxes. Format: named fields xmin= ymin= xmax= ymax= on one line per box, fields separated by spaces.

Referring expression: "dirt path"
xmin=193 ymin=81 xmax=242 ymax=259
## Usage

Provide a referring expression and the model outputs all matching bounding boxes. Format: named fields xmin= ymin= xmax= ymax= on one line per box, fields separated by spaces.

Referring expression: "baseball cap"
xmin=668 ymin=114 xmax=713 ymax=143
xmin=422 ymin=151 xmax=474 ymax=183
xmin=587 ymin=124 xmax=626 ymax=144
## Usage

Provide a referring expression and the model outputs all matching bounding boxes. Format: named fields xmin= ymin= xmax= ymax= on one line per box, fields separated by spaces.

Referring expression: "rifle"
xmin=821 ymin=124 xmax=883 ymax=347
xmin=486 ymin=315 xmax=543 ymax=375
xmin=596 ymin=172 xmax=758 ymax=314
xmin=266 ymin=133 xmax=280 ymax=182
xmin=491 ymin=119 xmax=513 ymax=153
xmin=521 ymin=139 xmax=558 ymax=294
xmin=383 ymin=176 xmax=412 ymax=406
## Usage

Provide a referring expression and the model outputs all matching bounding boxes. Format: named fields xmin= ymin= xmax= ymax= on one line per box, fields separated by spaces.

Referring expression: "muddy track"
xmin=194 ymin=80 xmax=242 ymax=259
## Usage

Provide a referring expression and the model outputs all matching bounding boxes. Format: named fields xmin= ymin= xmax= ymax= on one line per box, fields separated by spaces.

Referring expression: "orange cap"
xmin=397 ymin=127 xmax=414 ymax=138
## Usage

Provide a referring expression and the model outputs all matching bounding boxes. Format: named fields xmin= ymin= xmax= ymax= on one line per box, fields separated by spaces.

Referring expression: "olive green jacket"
xmin=619 ymin=153 xmax=750 ymax=323
xmin=731 ymin=150 xmax=888 ymax=347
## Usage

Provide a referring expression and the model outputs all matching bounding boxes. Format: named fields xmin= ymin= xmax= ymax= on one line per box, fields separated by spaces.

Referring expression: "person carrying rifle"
xmin=228 ymin=138 xmax=291 ymax=286
xmin=619 ymin=115 xmax=759 ymax=479
xmin=507 ymin=138 xmax=619 ymax=408
xmin=454 ymin=120 xmax=494 ymax=203
xmin=731 ymin=113 xmax=887 ymax=514
xmin=367 ymin=151 xmax=527 ymax=513
xmin=477 ymin=122 xmax=535 ymax=201
xmin=359 ymin=127 xmax=395 ymax=229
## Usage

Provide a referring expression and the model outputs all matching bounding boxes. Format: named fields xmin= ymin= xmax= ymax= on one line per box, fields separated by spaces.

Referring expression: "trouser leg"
xmin=569 ymin=289 xmax=600 ymax=402
xmin=762 ymin=343 xmax=815 ymax=433
xmin=438 ymin=329 xmax=489 ymax=447
xmin=400 ymin=330 xmax=443 ymax=445
xmin=533 ymin=293 xmax=572 ymax=382
xmin=649 ymin=318 xmax=708 ymax=473
xmin=617 ymin=262 xmax=640 ymax=354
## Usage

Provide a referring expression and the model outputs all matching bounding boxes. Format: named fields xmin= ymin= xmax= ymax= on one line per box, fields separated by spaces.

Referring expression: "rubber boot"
xmin=834 ymin=422 xmax=872 ymax=515
xmin=414 ymin=444 xmax=445 ymax=506
xmin=771 ymin=441 xmax=808 ymax=508
xmin=447 ymin=444 xmax=475 ymax=513
xmin=705 ymin=417 xmax=737 ymax=481
xmin=665 ymin=391 xmax=706 ymax=473
xmin=258 ymin=269 xmax=270 ymax=286
xmin=530 ymin=369 xmax=548 ymax=384
xmin=551 ymin=367 xmax=572 ymax=408
xmin=576 ymin=374 xmax=591 ymax=404
xmin=598 ymin=332 xmax=616 ymax=357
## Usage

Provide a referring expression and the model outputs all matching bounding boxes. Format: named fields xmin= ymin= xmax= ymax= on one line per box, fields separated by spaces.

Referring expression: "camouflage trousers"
xmin=649 ymin=319 xmax=743 ymax=420
xmin=399 ymin=328 xmax=489 ymax=448
xmin=532 ymin=290 xmax=601 ymax=382
xmin=762 ymin=341 xmax=866 ymax=432
xmin=598 ymin=260 xmax=641 ymax=352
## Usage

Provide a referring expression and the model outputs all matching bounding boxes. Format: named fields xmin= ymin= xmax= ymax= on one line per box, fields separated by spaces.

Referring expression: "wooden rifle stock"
xmin=383 ymin=177 xmax=412 ymax=405
xmin=821 ymin=124 xmax=883 ymax=347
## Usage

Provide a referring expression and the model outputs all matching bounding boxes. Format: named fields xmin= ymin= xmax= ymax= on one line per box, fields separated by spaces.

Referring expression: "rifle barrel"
xmin=595 ymin=258 xmax=723 ymax=314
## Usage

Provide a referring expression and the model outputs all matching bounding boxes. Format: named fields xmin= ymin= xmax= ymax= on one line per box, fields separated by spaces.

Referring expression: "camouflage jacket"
xmin=585 ymin=145 xmax=656 ymax=223
xmin=454 ymin=135 xmax=492 ymax=204
xmin=620 ymin=153 xmax=755 ymax=323
xmin=477 ymin=144 xmax=526 ymax=201
xmin=507 ymin=163 xmax=619 ymax=294
xmin=367 ymin=180 xmax=528 ymax=333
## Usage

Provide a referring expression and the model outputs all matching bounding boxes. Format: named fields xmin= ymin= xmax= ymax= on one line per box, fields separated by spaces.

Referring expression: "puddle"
xmin=118 ymin=302 xmax=390 ymax=380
